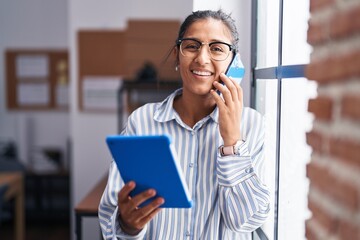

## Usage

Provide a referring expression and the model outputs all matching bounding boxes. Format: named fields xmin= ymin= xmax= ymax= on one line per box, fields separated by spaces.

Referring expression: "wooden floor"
xmin=1 ymin=219 xmax=70 ymax=240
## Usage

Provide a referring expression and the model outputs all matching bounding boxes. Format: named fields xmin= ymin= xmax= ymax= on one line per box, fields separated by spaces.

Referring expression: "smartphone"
xmin=225 ymin=53 xmax=245 ymax=85
xmin=215 ymin=53 xmax=245 ymax=95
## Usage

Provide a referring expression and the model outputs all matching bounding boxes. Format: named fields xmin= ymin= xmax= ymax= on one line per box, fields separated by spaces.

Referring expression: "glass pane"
xmin=282 ymin=0 xmax=311 ymax=65
xmin=277 ymin=78 xmax=317 ymax=240
xmin=257 ymin=0 xmax=280 ymax=68
xmin=255 ymin=79 xmax=279 ymax=240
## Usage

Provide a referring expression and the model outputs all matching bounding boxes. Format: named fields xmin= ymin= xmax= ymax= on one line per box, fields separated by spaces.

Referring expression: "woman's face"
xmin=176 ymin=18 xmax=234 ymax=97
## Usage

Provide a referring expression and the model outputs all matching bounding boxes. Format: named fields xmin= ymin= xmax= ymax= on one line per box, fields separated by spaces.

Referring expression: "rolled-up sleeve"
xmin=217 ymin=114 xmax=270 ymax=232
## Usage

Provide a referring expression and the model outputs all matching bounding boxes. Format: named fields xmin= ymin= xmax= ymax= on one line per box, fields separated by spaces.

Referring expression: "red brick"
xmin=329 ymin=137 xmax=360 ymax=169
xmin=306 ymin=162 xmax=329 ymax=189
xmin=341 ymin=94 xmax=360 ymax=121
xmin=308 ymin=198 xmax=338 ymax=234
xmin=307 ymin=20 xmax=329 ymax=45
xmin=308 ymin=96 xmax=333 ymax=120
xmin=310 ymin=0 xmax=335 ymax=12
xmin=339 ymin=220 xmax=360 ymax=240
xmin=305 ymin=51 xmax=360 ymax=84
xmin=330 ymin=5 xmax=360 ymax=40
xmin=306 ymin=130 xmax=326 ymax=153
xmin=307 ymin=162 xmax=359 ymax=210
xmin=308 ymin=4 xmax=360 ymax=44
xmin=305 ymin=218 xmax=319 ymax=240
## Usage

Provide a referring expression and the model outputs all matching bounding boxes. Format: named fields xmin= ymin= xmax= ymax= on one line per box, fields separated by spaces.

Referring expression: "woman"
xmin=99 ymin=9 xmax=270 ymax=240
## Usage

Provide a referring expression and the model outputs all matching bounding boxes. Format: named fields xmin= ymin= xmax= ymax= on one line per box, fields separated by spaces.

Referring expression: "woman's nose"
xmin=194 ymin=45 xmax=211 ymax=64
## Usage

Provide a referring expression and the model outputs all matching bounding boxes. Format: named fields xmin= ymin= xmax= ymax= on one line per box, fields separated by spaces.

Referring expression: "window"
xmin=251 ymin=1 xmax=316 ymax=239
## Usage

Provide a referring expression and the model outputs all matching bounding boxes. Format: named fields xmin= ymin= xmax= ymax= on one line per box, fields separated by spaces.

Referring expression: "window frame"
xmin=250 ymin=0 xmax=307 ymax=239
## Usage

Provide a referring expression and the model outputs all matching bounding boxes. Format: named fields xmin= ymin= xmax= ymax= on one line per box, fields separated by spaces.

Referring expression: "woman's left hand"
xmin=210 ymin=73 xmax=243 ymax=146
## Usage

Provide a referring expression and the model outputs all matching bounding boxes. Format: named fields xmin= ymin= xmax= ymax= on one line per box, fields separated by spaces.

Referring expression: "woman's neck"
xmin=173 ymin=91 xmax=216 ymax=128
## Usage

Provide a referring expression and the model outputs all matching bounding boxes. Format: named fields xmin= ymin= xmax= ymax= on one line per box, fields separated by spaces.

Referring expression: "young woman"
xmin=99 ymin=9 xmax=270 ymax=240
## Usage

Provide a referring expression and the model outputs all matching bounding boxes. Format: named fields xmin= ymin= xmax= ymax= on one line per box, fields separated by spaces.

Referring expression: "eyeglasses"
xmin=177 ymin=38 xmax=234 ymax=61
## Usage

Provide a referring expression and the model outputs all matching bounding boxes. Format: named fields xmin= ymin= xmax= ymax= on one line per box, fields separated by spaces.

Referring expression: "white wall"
xmin=68 ymin=0 xmax=193 ymax=239
xmin=0 ymin=1 xmax=69 ymax=167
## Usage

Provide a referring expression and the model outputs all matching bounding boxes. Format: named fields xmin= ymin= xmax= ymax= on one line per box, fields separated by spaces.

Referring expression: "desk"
xmin=0 ymin=172 xmax=25 ymax=240
xmin=75 ymin=175 xmax=108 ymax=240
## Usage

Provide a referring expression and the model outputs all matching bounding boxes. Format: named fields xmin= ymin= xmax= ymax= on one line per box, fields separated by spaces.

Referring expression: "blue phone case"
xmin=225 ymin=53 xmax=245 ymax=84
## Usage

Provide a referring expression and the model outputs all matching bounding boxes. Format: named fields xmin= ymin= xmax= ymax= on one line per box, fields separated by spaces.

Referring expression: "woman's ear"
xmin=171 ymin=46 xmax=180 ymax=71
xmin=173 ymin=46 xmax=179 ymax=64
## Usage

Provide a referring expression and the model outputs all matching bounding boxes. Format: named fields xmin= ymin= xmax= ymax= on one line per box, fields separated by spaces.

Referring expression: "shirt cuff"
xmin=111 ymin=207 xmax=147 ymax=240
xmin=217 ymin=140 xmax=254 ymax=187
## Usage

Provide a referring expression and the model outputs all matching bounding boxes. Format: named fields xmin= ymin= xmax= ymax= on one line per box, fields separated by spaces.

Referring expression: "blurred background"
xmin=1 ymin=0 xmax=359 ymax=240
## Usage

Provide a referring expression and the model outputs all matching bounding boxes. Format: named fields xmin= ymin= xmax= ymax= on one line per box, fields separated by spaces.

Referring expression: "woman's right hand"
xmin=117 ymin=181 xmax=165 ymax=235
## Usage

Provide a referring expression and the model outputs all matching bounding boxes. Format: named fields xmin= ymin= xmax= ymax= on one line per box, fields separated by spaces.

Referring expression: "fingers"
xmin=135 ymin=197 xmax=164 ymax=225
xmin=219 ymin=73 xmax=240 ymax=101
xmin=119 ymin=182 xmax=163 ymax=210
xmin=131 ymin=189 xmax=157 ymax=207
xmin=212 ymin=74 xmax=242 ymax=104
xmin=138 ymin=207 xmax=162 ymax=226
xmin=118 ymin=181 xmax=136 ymax=204
xmin=211 ymin=75 xmax=242 ymax=108
xmin=211 ymin=73 xmax=243 ymax=146
xmin=117 ymin=182 xmax=164 ymax=235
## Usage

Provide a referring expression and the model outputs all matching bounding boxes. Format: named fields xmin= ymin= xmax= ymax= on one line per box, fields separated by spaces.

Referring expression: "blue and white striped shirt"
xmin=99 ymin=89 xmax=270 ymax=240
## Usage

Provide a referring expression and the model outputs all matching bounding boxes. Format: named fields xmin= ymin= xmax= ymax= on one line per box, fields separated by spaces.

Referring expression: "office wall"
xmin=0 ymin=1 xmax=69 ymax=167
xmin=68 ymin=0 xmax=193 ymax=239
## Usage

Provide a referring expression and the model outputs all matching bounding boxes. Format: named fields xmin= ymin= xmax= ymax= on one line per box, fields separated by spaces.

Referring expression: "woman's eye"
xmin=210 ymin=45 xmax=224 ymax=52
xmin=185 ymin=44 xmax=199 ymax=50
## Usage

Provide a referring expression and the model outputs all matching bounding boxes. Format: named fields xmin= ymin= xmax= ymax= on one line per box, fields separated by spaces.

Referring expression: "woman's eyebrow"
xmin=183 ymin=37 xmax=230 ymax=43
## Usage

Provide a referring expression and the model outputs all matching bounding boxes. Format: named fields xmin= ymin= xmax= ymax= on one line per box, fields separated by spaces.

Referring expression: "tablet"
xmin=106 ymin=135 xmax=192 ymax=208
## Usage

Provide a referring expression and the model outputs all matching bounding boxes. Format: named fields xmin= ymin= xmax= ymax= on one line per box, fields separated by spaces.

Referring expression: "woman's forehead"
xmin=184 ymin=18 xmax=233 ymax=42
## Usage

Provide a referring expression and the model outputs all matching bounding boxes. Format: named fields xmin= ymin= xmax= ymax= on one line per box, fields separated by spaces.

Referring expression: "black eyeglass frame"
xmin=176 ymin=38 xmax=235 ymax=61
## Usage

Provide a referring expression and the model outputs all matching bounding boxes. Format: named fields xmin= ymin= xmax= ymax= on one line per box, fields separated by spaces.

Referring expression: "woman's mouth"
xmin=191 ymin=70 xmax=213 ymax=76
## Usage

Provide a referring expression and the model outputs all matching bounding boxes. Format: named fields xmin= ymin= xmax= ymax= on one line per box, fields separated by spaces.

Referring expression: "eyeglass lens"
xmin=180 ymin=39 xmax=231 ymax=61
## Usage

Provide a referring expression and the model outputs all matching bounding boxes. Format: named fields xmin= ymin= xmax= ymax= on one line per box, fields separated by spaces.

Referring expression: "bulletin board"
xmin=77 ymin=20 xmax=181 ymax=112
xmin=6 ymin=49 xmax=69 ymax=110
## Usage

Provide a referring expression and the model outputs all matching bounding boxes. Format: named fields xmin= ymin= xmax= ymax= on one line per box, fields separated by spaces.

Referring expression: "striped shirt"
xmin=98 ymin=89 xmax=270 ymax=240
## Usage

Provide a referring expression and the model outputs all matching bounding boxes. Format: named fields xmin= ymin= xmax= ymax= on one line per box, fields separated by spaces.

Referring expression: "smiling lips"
xmin=191 ymin=70 xmax=213 ymax=76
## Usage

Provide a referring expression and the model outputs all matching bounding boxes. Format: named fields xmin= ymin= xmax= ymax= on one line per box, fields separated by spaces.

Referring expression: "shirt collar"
xmin=153 ymin=88 xmax=181 ymax=123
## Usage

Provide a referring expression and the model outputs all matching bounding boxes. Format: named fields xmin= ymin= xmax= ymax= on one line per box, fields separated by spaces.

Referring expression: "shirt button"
xmin=189 ymin=163 xmax=194 ymax=168
xmin=245 ymin=167 xmax=253 ymax=173
xmin=186 ymin=231 xmax=191 ymax=237
xmin=191 ymin=131 xmax=195 ymax=135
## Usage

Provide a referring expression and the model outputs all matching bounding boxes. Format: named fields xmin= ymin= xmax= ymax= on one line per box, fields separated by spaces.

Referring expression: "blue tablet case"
xmin=106 ymin=135 xmax=192 ymax=208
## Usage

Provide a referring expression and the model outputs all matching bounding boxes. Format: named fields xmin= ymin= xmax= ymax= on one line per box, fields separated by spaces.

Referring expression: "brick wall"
xmin=305 ymin=0 xmax=360 ymax=239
